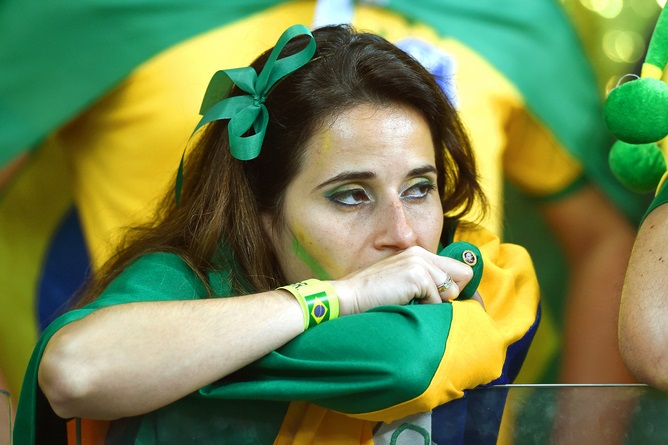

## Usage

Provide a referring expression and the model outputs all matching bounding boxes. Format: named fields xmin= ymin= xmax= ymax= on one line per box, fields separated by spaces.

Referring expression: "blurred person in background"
xmin=619 ymin=180 xmax=668 ymax=389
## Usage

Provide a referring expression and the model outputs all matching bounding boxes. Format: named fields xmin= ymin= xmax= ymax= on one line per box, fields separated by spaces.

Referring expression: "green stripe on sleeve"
xmin=199 ymin=303 xmax=453 ymax=415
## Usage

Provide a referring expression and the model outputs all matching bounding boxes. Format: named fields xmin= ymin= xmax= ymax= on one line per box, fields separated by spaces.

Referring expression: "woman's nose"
xmin=373 ymin=199 xmax=418 ymax=251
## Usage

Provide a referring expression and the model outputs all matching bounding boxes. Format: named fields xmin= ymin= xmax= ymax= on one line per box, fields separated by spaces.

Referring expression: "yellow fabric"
xmin=354 ymin=7 xmax=583 ymax=231
xmin=503 ymin=109 xmax=583 ymax=197
xmin=657 ymin=171 xmax=668 ymax=194
xmin=272 ymin=224 xmax=540 ymax=443
xmin=3 ymin=0 xmax=569 ymax=403
xmin=641 ymin=62 xmax=663 ymax=80
xmin=453 ymin=224 xmax=540 ymax=337
xmin=275 ymin=402 xmax=375 ymax=445
xmin=59 ymin=2 xmax=314 ymax=269
xmin=54 ymin=1 xmax=585 ymax=269
xmin=0 ymin=140 xmax=72 ymax=398
xmin=348 ymin=300 xmax=500 ymax=423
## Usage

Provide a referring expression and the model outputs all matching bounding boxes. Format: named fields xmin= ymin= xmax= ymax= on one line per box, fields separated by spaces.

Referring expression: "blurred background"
xmin=0 ymin=0 xmax=666 ymax=443
xmin=566 ymin=0 xmax=663 ymax=91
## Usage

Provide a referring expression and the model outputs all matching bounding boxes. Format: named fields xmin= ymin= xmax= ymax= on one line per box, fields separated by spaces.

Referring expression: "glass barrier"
xmin=375 ymin=383 xmax=668 ymax=445
xmin=481 ymin=384 xmax=668 ymax=445
xmin=2 ymin=383 xmax=665 ymax=444
xmin=0 ymin=389 xmax=11 ymax=445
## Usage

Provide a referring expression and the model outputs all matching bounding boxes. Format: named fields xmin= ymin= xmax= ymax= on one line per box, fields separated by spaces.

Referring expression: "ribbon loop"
xmin=176 ymin=24 xmax=316 ymax=204
xmin=228 ymin=105 xmax=268 ymax=161
xmin=255 ymin=24 xmax=317 ymax=93
xmin=196 ymin=23 xmax=315 ymax=158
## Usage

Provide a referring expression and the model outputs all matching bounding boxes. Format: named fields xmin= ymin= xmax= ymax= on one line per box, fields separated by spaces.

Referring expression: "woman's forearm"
xmin=38 ymin=291 xmax=303 ymax=420
xmin=619 ymin=203 xmax=668 ymax=389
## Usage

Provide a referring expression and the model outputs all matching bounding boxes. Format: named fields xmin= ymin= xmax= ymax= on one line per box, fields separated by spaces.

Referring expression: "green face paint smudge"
xmin=290 ymin=236 xmax=332 ymax=280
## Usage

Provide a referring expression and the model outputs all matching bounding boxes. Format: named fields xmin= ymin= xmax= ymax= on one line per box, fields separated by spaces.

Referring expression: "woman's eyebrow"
xmin=408 ymin=165 xmax=438 ymax=177
xmin=313 ymin=165 xmax=437 ymax=191
xmin=314 ymin=171 xmax=376 ymax=191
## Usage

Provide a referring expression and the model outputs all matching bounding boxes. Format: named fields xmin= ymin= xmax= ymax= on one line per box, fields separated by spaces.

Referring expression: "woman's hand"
xmin=331 ymin=246 xmax=474 ymax=315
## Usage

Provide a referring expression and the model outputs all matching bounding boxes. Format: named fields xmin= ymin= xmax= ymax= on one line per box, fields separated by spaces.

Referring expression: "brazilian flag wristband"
xmin=278 ymin=279 xmax=340 ymax=331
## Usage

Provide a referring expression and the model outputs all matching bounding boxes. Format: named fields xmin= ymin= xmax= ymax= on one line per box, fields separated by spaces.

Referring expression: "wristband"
xmin=278 ymin=279 xmax=340 ymax=331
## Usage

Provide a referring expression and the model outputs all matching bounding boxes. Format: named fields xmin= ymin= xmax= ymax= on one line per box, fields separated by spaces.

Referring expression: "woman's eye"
xmin=327 ymin=188 xmax=371 ymax=207
xmin=401 ymin=180 xmax=436 ymax=200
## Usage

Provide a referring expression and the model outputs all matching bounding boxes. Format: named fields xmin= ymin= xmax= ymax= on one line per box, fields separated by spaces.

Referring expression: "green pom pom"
xmin=609 ymin=140 xmax=667 ymax=193
xmin=438 ymin=241 xmax=483 ymax=300
xmin=604 ymin=78 xmax=668 ymax=144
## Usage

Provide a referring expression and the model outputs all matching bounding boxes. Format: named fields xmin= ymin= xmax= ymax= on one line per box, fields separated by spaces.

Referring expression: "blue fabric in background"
xmin=37 ymin=206 xmax=90 ymax=331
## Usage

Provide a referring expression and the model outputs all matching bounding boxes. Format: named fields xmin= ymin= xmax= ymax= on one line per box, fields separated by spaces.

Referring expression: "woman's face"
xmin=265 ymin=104 xmax=444 ymax=283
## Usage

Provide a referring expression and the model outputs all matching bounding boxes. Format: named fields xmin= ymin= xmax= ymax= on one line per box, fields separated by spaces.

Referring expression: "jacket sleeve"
xmin=13 ymin=253 xmax=205 ymax=444
xmin=199 ymin=225 xmax=541 ymax=423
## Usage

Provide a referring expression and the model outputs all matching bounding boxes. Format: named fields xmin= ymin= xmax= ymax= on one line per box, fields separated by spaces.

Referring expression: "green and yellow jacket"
xmin=0 ymin=0 xmax=639 ymax=402
xmin=15 ymin=224 xmax=540 ymax=444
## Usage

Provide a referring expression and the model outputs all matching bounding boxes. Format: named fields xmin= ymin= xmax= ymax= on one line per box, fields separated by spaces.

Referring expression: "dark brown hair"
xmin=77 ymin=24 xmax=486 ymax=306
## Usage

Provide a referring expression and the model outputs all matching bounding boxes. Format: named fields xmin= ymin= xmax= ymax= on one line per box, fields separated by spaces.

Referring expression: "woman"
xmin=15 ymin=24 xmax=539 ymax=444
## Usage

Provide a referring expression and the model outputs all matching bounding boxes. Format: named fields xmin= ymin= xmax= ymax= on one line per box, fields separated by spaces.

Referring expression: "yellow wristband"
xmin=278 ymin=279 xmax=340 ymax=331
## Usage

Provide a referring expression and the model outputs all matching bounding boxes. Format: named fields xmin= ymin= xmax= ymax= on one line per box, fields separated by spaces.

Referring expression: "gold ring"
xmin=437 ymin=274 xmax=453 ymax=293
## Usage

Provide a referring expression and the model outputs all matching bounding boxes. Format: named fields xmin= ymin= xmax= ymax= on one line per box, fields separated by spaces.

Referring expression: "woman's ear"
xmin=261 ymin=212 xmax=288 ymax=260
xmin=260 ymin=212 xmax=276 ymax=244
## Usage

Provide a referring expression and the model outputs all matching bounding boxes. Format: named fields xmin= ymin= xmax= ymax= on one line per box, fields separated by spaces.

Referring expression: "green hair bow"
xmin=175 ymin=24 xmax=316 ymax=204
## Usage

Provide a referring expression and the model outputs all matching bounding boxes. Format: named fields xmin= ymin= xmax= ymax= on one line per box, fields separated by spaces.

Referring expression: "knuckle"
xmin=404 ymin=259 xmax=426 ymax=276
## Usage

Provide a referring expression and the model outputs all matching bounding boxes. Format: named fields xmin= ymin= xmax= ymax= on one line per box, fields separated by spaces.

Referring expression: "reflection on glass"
xmin=482 ymin=384 xmax=668 ymax=445
xmin=0 ymin=390 xmax=11 ymax=445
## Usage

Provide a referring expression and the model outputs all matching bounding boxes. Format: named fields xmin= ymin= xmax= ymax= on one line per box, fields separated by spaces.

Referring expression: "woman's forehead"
xmin=298 ymin=104 xmax=437 ymax=182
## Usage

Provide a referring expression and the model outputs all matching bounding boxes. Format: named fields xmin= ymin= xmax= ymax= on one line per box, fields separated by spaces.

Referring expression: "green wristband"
xmin=278 ymin=279 xmax=340 ymax=331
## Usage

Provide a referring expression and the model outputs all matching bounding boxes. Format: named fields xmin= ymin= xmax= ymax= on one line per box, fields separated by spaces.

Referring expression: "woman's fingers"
xmin=335 ymin=246 xmax=476 ymax=313
xmin=420 ymin=249 xmax=471 ymax=302
xmin=434 ymin=273 xmax=460 ymax=302
xmin=427 ymin=251 xmax=474 ymax=289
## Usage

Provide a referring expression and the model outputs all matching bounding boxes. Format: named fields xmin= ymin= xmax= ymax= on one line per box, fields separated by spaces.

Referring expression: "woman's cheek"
xmin=290 ymin=224 xmax=347 ymax=280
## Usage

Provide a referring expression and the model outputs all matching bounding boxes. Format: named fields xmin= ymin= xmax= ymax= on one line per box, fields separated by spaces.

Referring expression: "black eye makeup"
xmin=319 ymin=165 xmax=437 ymax=208
xmin=326 ymin=185 xmax=373 ymax=207
xmin=400 ymin=178 xmax=437 ymax=201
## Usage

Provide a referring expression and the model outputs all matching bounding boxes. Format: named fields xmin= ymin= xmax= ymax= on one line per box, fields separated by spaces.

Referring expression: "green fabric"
xmin=0 ymin=0 xmax=284 ymax=164
xmin=438 ymin=241 xmax=482 ymax=300
xmin=15 ymin=250 xmax=454 ymax=443
xmin=175 ymin=23 xmax=317 ymax=203
xmin=194 ymin=24 xmax=316 ymax=158
xmin=13 ymin=254 xmax=209 ymax=444
xmin=645 ymin=6 xmax=668 ymax=70
xmin=0 ymin=0 xmax=646 ymax=221
xmin=132 ymin=398 xmax=290 ymax=444
xmin=641 ymin=179 xmax=668 ymax=225
xmin=199 ymin=303 xmax=452 ymax=414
